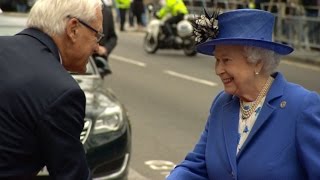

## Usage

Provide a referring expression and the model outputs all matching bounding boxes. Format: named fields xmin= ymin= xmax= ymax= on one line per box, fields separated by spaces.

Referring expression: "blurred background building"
xmin=1 ymin=0 xmax=319 ymax=54
xmin=0 ymin=0 xmax=36 ymax=12
xmin=183 ymin=0 xmax=320 ymax=53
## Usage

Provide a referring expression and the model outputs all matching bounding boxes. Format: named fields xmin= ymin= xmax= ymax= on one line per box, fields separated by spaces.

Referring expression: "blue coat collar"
xmin=221 ymin=72 xmax=287 ymax=175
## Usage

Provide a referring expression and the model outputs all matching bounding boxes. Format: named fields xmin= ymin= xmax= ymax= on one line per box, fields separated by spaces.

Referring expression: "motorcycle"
xmin=143 ymin=4 xmax=197 ymax=56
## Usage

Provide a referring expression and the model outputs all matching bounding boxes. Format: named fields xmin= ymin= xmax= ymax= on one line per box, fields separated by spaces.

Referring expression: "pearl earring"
xmin=255 ymin=71 xmax=259 ymax=75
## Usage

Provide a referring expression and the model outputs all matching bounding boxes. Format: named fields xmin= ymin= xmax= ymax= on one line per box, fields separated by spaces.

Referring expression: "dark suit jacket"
xmin=0 ymin=28 xmax=91 ymax=180
xmin=100 ymin=4 xmax=117 ymax=59
xmin=167 ymin=72 xmax=320 ymax=180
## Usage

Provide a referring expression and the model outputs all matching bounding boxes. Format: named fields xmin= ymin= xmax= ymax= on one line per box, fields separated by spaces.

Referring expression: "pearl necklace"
xmin=240 ymin=76 xmax=274 ymax=120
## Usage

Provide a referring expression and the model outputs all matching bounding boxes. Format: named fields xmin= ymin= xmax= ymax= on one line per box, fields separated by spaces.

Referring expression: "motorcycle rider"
xmin=155 ymin=0 xmax=188 ymax=43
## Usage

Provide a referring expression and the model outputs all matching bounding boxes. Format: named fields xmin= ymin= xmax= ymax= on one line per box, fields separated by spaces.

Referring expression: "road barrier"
xmin=184 ymin=1 xmax=320 ymax=53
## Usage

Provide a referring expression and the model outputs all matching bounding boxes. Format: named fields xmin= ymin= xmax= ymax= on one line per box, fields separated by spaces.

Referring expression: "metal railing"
xmin=184 ymin=0 xmax=320 ymax=52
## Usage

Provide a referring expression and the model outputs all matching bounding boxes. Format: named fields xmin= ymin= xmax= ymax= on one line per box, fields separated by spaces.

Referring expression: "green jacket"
xmin=115 ymin=0 xmax=130 ymax=9
xmin=156 ymin=0 xmax=188 ymax=19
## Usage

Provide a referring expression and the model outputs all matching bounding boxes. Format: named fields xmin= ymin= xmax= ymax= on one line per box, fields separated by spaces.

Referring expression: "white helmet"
xmin=177 ymin=20 xmax=193 ymax=38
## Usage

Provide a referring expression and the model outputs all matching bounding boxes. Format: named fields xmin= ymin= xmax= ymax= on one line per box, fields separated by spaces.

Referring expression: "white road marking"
xmin=145 ymin=160 xmax=175 ymax=178
xmin=110 ymin=54 xmax=146 ymax=67
xmin=145 ymin=160 xmax=176 ymax=170
xmin=110 ymin=54 xmax=319 ymax=85
xmin=281 ymin=59 xmax=320 ymax=72
xmin=164 ymin=70 xmax=218 ymax=87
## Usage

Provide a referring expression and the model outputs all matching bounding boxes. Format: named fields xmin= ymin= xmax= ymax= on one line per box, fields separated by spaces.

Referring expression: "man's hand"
xmin=97 ymin=46 xmax=108 ymax=56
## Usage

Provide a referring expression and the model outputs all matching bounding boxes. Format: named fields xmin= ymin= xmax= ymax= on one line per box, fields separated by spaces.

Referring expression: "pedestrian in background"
xmin=167 ymin=8 xmax=320 ymax=180
xmin=94 ymin=1 xmax=118 ymax=76
xmin=142 ymin=0 xmax=155 ymax=26
xmin=132 ymin=0 xmax=145 ymax=31
xmin=129 ymin=0 xmax=135 ymax=28
xmin=254 ymin=0 xmax=269 ymax=10
xmin=14 ymin=0 xmax=28 ymax=12
xmin=0 ymin=0 xmax=103 ymax=179
xmin=302 ymin=0 xmax=320 ymax=45
xmin=115 ymin=0 xmax=131 ymax=31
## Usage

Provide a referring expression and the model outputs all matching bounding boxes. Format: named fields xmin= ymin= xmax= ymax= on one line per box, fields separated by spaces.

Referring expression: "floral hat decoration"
xmin=192 ymin=8 xmax=220 ymax=44
xmin=193 ymin=9 xmax=294 ymax=56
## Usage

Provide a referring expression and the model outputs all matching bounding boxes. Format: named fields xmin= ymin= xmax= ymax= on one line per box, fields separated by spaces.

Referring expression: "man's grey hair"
xmin=27 ymin=0 xmax=102 ymax=36
xmin=244 ymin=46 xmax=282 ymax=75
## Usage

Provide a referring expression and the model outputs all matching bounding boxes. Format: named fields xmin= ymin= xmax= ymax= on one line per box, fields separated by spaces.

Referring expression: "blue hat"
xmin=195 ymin=9 xmax=294 ymax=56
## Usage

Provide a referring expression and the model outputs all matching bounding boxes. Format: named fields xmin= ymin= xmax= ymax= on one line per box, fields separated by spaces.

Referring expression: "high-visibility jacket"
xmin=249 ymin=0 xmax=255 ymax=9
xmin=156 ymin=0 xmax=188 ymax=19
xmin=115 ymin=0 xmax=130 ymax=9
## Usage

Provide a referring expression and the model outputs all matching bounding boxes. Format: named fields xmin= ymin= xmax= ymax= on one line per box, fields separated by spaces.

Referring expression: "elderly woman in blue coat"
xmin=166 ymin=9 xmax=320 ymax=180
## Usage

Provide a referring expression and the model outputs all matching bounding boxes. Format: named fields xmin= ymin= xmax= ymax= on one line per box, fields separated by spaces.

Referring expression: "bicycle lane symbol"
xmin=144 ymin=160 xmax=176 ymax=178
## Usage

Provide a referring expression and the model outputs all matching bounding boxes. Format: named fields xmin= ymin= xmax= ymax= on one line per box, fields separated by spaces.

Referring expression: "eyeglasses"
xmin=67 ymin=15 xmax=104 ymax=42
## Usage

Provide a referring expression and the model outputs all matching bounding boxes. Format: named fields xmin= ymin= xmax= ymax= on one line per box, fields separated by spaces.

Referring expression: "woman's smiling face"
xmin=214 ymin=45 xmax=258 ymax=98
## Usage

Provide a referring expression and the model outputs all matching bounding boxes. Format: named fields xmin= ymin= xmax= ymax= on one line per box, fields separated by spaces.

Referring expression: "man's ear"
xmin=66 ymin=18 xmax=79 ymax=43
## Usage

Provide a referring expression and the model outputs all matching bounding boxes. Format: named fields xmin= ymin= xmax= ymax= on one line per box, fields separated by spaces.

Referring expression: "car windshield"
xmin=70 ymin=62 xmax=95 ymax=75
xmin=0 ymin=13 xmax=28 ymax=30
xmin=85 ymin=61 xmax=94 ymax=74
xmin=0 ymin=26 xmax=24 ymax=35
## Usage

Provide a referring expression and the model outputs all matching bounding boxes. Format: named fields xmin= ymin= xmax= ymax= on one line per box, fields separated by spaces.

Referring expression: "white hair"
xmin=244 ymin=46 xmax=282 ymax=74
xmin=27 ymin=0 xmax=102 ymax=36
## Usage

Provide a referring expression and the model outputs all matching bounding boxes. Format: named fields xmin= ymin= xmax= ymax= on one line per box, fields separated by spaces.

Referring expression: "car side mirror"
xmin=93 ymin=56 xmax=112 ymax=78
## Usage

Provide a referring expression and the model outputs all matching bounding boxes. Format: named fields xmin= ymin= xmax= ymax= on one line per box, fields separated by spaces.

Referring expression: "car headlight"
xmin=93 ymin=95 xmax=124 ymax=134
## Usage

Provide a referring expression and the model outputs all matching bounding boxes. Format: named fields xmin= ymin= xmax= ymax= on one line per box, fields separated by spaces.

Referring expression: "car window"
xmin=70 ymin=59 xmax=95 ymax=75
xmin=0 ymin=26 xmax=23 ymax=35
xmin=85 ymin=60 xmax=94 ymax=74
